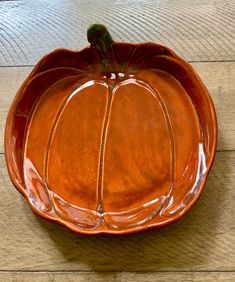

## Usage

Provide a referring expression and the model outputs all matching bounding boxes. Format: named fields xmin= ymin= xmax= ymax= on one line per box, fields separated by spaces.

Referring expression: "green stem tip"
xmin=87 ymin=24 xmax=114 ymax=71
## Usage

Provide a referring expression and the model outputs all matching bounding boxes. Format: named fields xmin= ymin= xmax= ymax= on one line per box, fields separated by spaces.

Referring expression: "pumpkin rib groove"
xmin=44 ymin=80 xmax=108 ymax=219
xmin=134 ymin=79 xmax=175 ymax=208
xmin=23 ymin=75 xmax=89 ymax=214
xmin=36 ymin=66 xmax=87 ymax=76
xmin=19 ymin=72 xmax=84 ymax=194
xmin=124 ymin=45 xmax=137 ymax=69
xmin=25 ymin=66 xmax=83 ymax=85
xmin=140 ymin=55 xmax=206 ymax=152
xmin=102 ymin=78 xmax=175 ymax=228
xmin=96 ymin=83 xmax=114 ymax=215
xmin=120 ymin=44 xmax=135 ymax=70
xmin=136 ymin=70 xmax=204 ymax=216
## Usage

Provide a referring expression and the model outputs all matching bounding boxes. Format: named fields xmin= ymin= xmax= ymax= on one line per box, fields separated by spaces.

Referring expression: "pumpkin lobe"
xmin=102 ymin=79 xmax=173 ymax=222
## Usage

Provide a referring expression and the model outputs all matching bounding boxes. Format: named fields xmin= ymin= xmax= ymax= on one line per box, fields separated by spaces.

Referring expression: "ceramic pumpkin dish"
xmin=5 ymin=24 xmax=217 ymax=235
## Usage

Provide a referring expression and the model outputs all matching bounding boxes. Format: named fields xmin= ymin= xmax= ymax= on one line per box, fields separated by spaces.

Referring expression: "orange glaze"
xmin=4 ymin=25 xmax=217 ymax=234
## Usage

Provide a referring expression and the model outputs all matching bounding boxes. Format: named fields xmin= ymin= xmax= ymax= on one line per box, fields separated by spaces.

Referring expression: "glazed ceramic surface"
xmin=5 ymin=25 xmax=217 ymax=234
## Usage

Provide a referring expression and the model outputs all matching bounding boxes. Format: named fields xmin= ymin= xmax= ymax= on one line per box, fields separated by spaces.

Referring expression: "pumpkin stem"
xmin=87 ymin=24 xmax=115 ymax=72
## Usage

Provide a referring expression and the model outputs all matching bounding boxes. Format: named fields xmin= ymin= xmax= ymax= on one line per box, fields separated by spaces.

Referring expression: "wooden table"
xmin=0 ymin=0 xmax=235 ymax=281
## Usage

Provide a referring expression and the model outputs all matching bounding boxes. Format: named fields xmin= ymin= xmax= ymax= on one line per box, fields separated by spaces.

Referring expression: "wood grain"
xmin=0 ymin=0 xmax=235 ymax=279
xmin=0 ymin=151 xmax=235 ymax=271
xmin=0 ymin=62 xmax=235 ymax=153
xmin=0 ymin=0 xmax=235 ymax=66
xmin=1 ymin=271 xmax=235 ymax=282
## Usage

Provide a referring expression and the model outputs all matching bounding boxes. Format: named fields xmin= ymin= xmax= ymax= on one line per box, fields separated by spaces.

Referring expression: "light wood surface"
xmin=0 ymin=0 xmax=235 ymax=65
xmin=0 ymin=271 xmax=235 ymax=282
xmin=0 ymin=0 xmax=234 ymax=281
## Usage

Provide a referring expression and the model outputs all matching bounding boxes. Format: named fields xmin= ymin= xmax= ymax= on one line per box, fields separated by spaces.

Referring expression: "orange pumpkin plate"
xmin=5 ymin=24 xmax=217 ymax=235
